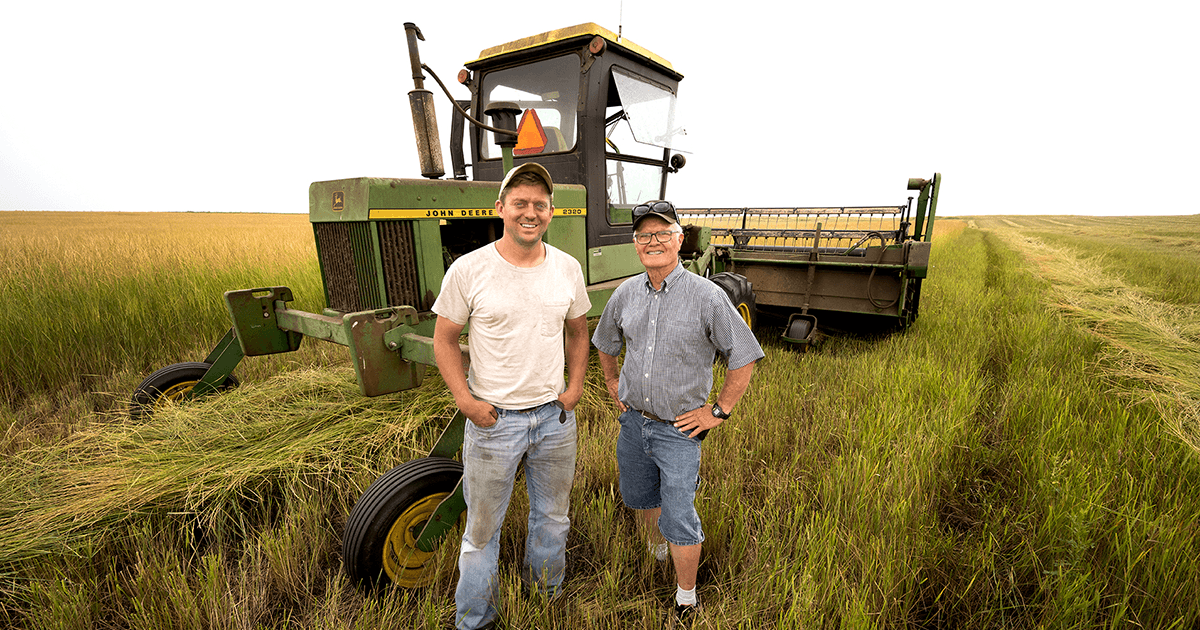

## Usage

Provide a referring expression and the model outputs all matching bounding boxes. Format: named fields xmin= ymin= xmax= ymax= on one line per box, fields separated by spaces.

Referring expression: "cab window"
xmin=605 ymin=66 xmax=688 ymax=225
xmin=479 ymin=55 xmax=579 ymax=160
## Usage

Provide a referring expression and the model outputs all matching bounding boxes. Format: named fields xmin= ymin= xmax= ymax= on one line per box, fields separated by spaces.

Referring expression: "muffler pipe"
xmin=405 ymin=23 xmax=444 ymax=179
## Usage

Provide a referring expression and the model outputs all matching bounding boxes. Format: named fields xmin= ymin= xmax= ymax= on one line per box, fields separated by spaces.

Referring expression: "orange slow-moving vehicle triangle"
xmin=514 ymin=109 xmax=548 ymax=156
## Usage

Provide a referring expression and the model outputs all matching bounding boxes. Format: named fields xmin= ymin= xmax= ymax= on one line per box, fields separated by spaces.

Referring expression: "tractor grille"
xmin=378 ymin=220 xmax=423 ymax=310
xmin=314 ymin=221 xmax=424 ymax=314
xmin=315 ymin=222 xmax=379 ymax=313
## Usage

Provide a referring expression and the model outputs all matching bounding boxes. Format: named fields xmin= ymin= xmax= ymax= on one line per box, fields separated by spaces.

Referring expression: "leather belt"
xmin=505 ymin=401 xmax=553 ymax=414
xmin=634 ymin=408 xmax=670 ymax=423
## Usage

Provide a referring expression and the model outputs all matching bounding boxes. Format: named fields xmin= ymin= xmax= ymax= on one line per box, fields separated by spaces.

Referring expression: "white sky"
xmin=1 ymin=1 xmax=1196 ymax=217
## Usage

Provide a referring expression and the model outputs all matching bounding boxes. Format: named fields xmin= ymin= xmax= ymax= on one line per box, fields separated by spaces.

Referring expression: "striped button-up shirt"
xmin=592 ymin=263 xmax=764 ymax=421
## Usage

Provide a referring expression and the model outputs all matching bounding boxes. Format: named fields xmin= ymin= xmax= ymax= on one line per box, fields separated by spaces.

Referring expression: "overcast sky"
xmin=2 ymin=1 xmax=1196 ymax=216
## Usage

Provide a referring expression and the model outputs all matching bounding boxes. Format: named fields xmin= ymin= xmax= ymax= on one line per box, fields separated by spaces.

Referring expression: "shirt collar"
xmin=642 ymin=262 xmax=685 ymax=293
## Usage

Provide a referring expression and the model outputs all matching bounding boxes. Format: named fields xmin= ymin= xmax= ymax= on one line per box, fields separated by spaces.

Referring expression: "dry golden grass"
xmin=0 ymin=211 xmax=316 ymax=280
xmin=0 ymin=210 xmax=326 ymax=413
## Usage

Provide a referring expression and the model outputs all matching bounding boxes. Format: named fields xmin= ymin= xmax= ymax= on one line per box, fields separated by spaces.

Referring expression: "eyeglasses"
xmin=633 ymin=230 xmax=679 ymax=245
xmin=632 ymin=200 xmax=678 ymax=223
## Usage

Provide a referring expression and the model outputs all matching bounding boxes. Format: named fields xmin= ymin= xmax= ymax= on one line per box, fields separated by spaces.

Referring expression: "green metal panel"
xmin=587 ymin=243 xmax=643 ymax=284
xmin=368 ymin=222 xmax=388 ymax=307
xmin=924 ymin=173 xmax=941 ymax=241
xmin=412 ymin=219 xmax=444 ymax=306
xmin=429 ymin=410 xmax=467 ymax=460
xmin=343 ymin=307 xmax=425 ymax=396
xmin=414 ymin=481 xmax=466 ymax=552
xmin=364 ymin=178 xmax=501 ymax=217
xmin=224 ymin=287 xmax=305 ymax=355
xmin=584 ymin=286 xmax=618 ymax=318
xmin=310 ymin=179 xmax=372 ymax=222
xmin=192 ymin=328 xmax=247 ymax=398
xmin=547 ymin=185 xmax=588 ymax=270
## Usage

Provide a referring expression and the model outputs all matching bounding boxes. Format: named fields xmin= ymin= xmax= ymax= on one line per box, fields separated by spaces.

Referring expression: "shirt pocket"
xmin=540 ymin=299 xmax=571 ymax=336
xmin=664 ymin=319 xmax=708 ymax=363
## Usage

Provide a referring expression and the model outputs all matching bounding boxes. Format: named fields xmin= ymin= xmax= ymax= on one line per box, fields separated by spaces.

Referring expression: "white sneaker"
xmin=649 ymin=540 xmax=669 ymax=562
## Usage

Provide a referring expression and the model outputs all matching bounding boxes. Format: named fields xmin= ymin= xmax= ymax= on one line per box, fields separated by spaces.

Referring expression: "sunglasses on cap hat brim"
xmin=632 ymin=201 xmax=678 ymax=225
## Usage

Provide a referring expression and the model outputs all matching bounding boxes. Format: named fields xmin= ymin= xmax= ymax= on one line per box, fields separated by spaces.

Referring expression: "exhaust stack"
xmin=405 ymin=23 xmax=444 ymax=179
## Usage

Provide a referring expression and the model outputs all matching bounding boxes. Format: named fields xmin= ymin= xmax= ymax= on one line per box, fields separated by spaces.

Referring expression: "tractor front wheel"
xmin=129 ymin=362 xmax=239 ymax=418
xmin=342 ymin=456 xmax=464 ymax=589
xmin=710 ymin=272 xmax=758 ymax=330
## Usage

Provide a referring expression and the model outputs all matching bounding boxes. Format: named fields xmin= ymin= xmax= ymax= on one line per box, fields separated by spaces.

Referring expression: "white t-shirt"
xmin=432 ymin=242 xmax=591 ymax=409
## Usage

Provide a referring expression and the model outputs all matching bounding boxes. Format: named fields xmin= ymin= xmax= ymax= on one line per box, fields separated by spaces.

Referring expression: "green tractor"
xmin=130 ymin=22 xmax=940 ymax=588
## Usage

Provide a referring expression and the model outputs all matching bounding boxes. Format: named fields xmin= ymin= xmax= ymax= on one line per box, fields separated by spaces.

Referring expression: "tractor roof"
xmin=466 ymin=22 xmax=679 ymax=79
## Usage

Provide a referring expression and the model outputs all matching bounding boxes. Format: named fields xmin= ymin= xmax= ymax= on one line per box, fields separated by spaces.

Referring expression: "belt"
xmin=633 ymin=407 xmax=709 ymax=440
xmin=502 ymin=401 xmax=554 ymax=414
xmin=634 ymin=408 xmax=670 ymax=423
xmin=500 ymin=400 xmax=568 ymax=423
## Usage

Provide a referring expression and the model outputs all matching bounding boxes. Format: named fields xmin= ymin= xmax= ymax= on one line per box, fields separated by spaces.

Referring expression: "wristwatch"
xmin=711 ymin=403 xmax=731 ymax=419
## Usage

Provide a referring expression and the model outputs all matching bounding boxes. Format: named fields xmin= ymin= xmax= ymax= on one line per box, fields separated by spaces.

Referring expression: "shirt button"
xmin=644 ymin=373 xmax=649 ymax=378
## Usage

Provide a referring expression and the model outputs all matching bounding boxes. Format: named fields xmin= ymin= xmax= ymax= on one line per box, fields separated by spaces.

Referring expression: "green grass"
xmin=2 ymin=214 xmax=1199 ymax=627
xmin=968 ymin=215 xmax=1200 ymax=304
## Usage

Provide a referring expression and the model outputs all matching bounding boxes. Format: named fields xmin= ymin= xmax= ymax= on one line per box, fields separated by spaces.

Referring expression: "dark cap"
xmin=632 ymin=200 xmax=678 ymax=229
xmin=498 ymin=162 xmax=553 ymax=201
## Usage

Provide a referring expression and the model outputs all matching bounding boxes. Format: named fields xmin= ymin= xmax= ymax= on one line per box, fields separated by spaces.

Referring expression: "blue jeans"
xmin=616 ymin=409 xmax=704 ymax=546
xmin=455 ymin=402 xmax=577 ymax=630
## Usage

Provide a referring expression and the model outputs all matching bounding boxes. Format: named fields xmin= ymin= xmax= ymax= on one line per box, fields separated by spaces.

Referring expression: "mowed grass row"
xmin=0 ymin=211 xmax=332 ymax=425
xmin=969 ymin=214 xmax=1200 ymax=304
xmin=970 ymin=215 xmax=1200 ymax=453
xmin=2 ymin=217 xmax=1199 ymax=627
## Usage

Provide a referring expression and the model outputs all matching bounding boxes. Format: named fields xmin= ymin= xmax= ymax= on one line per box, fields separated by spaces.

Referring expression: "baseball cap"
xmin=632 ymin=200 xmax=679 ymax=229
xmin=498 ymin=162 xmax=554 ymax=201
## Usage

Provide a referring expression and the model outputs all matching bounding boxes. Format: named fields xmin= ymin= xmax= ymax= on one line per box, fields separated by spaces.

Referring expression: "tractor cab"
xmin=451 ymin=23 xmax=689 ymax=284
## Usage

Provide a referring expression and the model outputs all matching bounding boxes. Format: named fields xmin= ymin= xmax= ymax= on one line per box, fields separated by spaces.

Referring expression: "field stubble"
xmin=2 ymin=212 xmax=1199 ymax=628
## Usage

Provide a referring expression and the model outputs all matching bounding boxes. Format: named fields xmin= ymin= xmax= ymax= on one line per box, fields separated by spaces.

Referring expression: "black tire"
xmin=710 ymin=272 xmax=758 ymax=330
xmin=900 ymin=278 xmax=923 ymax=328
xmin=343 ymin=456 xmax=464 ymax=589
xmin=129 ymin=362 xmax=239 ymax=418
xmin=786 ymin=316 xmax=815 ymax=341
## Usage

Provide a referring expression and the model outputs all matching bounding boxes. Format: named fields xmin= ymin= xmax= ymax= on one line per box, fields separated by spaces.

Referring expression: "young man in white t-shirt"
xmin=432 ymin=162 xmax=591 ymax=630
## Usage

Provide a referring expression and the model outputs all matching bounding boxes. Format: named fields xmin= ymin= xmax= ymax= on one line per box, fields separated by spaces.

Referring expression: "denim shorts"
xmin=615 ymin=408 xmax=704 ymax=546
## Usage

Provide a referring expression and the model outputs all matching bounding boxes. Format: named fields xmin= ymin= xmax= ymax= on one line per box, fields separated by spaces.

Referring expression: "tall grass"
xmin=2 ymin=215 xmax=1199 ymax=628
xmin=979 ymin=218 xmax=1200 ymax=455
xmin=0 ymin=211 xmax=332 ymax=424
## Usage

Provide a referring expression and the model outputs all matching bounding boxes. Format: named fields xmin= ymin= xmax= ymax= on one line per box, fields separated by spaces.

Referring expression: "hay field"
xmin=2 ymin=211 xmax=1199 ymax=628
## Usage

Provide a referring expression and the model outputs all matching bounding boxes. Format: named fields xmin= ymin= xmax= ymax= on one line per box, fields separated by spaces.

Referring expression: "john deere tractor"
xmin=130 ymin=22 xmax=940 ymax=588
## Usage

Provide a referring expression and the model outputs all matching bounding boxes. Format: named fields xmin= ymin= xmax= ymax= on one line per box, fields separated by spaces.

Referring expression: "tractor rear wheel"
xmin=129 ymin=362 xmax=239 ymax=418
xmin=342 ymin=456 xmax=464 ymax=589
xmin=710 ymin=272 xmax=758 ymax=330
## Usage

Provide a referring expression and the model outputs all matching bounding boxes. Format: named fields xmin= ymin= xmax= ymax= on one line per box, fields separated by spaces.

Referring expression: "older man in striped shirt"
xmin=592 ymin=200 xmax=764 ymax=622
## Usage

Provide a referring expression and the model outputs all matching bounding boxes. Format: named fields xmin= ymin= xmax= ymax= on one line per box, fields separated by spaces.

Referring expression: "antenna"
xmin=618 ymin=0 xmax=623 ymax=40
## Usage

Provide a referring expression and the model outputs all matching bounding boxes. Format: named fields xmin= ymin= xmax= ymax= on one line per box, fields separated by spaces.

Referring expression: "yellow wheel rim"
xmin=736 ymin=303 xmax=753 ymax=328
xmin=382 ymin=492 xmax=452 ymax=588
xmin=154 ymin=380 xmax=199 ymax=408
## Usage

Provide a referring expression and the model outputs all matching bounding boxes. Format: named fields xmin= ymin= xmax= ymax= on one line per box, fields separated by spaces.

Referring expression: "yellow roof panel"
xmin=468 ymin=22 xmax=675 ymax=73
